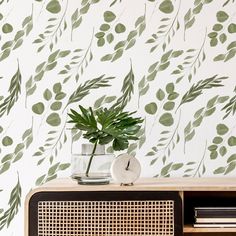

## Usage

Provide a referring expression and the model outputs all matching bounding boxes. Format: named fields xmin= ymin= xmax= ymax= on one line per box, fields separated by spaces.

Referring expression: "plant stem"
xmin=85 ymin=141 xmax=98 ymax=177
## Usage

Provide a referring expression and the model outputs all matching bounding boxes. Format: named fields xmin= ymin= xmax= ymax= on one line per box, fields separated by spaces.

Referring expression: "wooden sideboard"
xmin=25 ymin=177 xmax=236 ymax=236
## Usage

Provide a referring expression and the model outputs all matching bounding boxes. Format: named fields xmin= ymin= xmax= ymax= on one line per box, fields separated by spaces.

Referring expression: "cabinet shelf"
xmin=184 ymin=224 xmax=236 ymax=233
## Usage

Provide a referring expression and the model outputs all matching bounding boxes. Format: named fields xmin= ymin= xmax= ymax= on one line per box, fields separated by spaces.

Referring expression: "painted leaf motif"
xmin=46 ymin=113 xmax=61 ymax=126
xmin=228 ymin=23 xmax=236 ymax=33
xmin=32 ymin=102 xmax=45 ymax=114
xmin=216 ymin=124 xmax=229 ymax=135
xmin=145 ymin=102 xmax=157 ymax=114
xmin=228 ymin=136 xmax=236 ymax=146
xmin=159 ymin=0 xmax=174 ymax=14
xmin=2 ymin=136 xmax=13 ymax=146
xmin=2 ymin=23 xmax=13 ymax=33
xmin=115 ymin=23 xmax=126 ymax=33
xmin=104 ymin=11 xmax=116 ymax=22
xmin=159 ymin=113 xmax=174 ymax=126
xmin=46 ymin=0 xmax=61 ymax=14
xmin=216 ymin=11 xmax=229 ymax=22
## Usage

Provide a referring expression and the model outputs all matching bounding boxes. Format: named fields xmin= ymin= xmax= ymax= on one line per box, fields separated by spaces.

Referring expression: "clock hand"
xmin=125 ymin=160 xmax=130 ymax=170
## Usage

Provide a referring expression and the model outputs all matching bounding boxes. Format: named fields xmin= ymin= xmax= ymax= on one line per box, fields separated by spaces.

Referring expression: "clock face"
xmin=111 ymin=154 xmax=141 ymax=185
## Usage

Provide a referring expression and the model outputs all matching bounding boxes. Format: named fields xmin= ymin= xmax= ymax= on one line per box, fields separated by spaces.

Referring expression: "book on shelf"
xmin=196 ymin=218 xmax=236 ymax=223
xmin=195 ymin=207 xmax=236 ymax=218
xmin=193 ymin=223 xmax=236 ymax=228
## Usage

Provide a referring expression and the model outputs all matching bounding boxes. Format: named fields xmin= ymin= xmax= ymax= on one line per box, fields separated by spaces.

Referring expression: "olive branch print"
xmin=176 ymin=75 xmax=228 ymax=111
xmin=221 ymin=91 xmax=236 ymax=119
xmin=0 ymin=60 xmax=21 ymax=117
xmin=65 ymin=74 xmax=115 ymax=108
xmin=0 ymin=175 xmax=21 ymax=230
xmin=111 ymin=60 xmax=134 ymax=110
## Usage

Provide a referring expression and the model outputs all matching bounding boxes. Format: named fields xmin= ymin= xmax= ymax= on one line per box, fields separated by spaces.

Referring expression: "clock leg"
xmin=120 ymin=183 xmax=134 ymax=186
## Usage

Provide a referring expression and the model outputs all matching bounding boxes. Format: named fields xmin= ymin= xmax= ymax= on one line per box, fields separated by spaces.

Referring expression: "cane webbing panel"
xmin=38 ymin=200 xmax=174 ymax=236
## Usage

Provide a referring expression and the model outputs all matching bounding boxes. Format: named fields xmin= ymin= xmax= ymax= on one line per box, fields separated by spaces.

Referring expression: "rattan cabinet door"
xmin=27 ymin=191 xmax=183 ymax=236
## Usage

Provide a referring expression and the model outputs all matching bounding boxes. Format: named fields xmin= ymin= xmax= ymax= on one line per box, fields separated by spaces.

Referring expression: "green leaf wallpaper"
xmin=0 ymin=0 xmax=236 ymax=234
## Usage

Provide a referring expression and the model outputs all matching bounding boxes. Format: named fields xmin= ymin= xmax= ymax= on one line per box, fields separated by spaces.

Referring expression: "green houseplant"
xmin=68 ymin=105 xmax=143 ymax=184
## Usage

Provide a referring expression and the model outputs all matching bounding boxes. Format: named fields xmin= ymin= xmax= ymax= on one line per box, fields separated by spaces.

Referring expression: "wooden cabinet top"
xmin=33 ymin=177 xmax=236 ymax=192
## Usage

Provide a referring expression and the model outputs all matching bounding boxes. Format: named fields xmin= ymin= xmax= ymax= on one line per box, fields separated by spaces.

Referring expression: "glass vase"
xmin=71 ymin=143 xmax=115 ymax=185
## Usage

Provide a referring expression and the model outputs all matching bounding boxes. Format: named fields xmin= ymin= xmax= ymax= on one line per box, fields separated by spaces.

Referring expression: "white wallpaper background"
xmin=0 ymin=0 xmax=236 ymax=235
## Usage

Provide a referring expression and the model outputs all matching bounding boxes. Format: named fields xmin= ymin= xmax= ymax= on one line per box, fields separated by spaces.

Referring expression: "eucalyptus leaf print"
xmin=184 ymin=142 xmax=207 ymax=177
xmin=171 ymin=34 xmax=206 ymax=83
xmin=46 ymin=0 xmax=61 ymax=14
xmin=146 ymin=95 xmax=181 ymax=166
xmin=184 ymin=0 xmax=213 ymax=40
xmin=59 ymin=32 xmax=94 ymax=83
xmin=33 ymin=0 xmax=68 ymax=52
xmin=183 ymin=95 xmax=229 ymax=152
xmin=159 ymin=0 xmax=174 ymax=14
xmin=35 ymin=162 xmax=70 ymax=185
xmin=0 ymin=121 xmax=33 ymax=175
xmin=0 ymin=60 xmax=21 ymax=117
xmin=93 ymin=95 xmax=116 ymax=110
xmin=211 ymin=124 xmax=236 ymax=175
xmin=25 ymin=49 xmax=70 ymax=99
xmin=146 ymin=49 xmax=183 ymax=82
xmin=0 ymin=176 xmax=21 ymax=230
xmin=214 ymin=41 xmax=236 ymax=62
xmin=33 ymin=122 xmax=67 ymax=165
xmin=101 ymin=10 xmax=146 ymax=62
xmin=208 ymin=123 xmax=230 ymax=160
xmin=146 ymin=0 xmax=180 ymax=52
xmin=0 ymin=11 xmax=33 ymax=61
xmin=95 ymin=10 xmax=126 ymax=47
xmin=2 ymin=136 xmax=13 ymax=146
xmin=127 ymin=122 xmax=146 ymax=157
xmin=70 ymin=0 xmax=101 ymax=41
xmin=208 ymin=10 xmax=236 ymax=47
xmin=2 ymin=23 xmax=13 ymax=34
xmin=155 ymin=161 xmax=184 ymax=177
